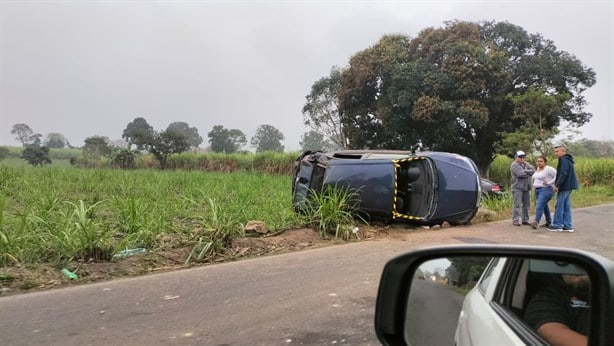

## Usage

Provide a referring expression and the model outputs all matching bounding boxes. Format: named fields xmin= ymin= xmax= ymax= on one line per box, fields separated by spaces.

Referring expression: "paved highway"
xmin=1 ymin=204 xmax=612 ymax=345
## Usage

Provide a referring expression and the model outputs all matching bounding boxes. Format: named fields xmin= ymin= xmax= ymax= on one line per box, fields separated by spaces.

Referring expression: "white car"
xmin=454 ymin=256 xmax=589 ymax=345
xmin=374 ymin=245 xmax=612 ymax=346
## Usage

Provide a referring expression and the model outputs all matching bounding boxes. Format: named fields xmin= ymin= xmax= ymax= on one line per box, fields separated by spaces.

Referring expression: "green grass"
xmin=1 ymin=154 xmax=612 ymax=268
xmin=300 ymin=185 xmax=366 ymax=240
xmin=480 ymin=184 xmax=614 ymax=221
xmin=0 ymin=166 xmax=300 ymax=266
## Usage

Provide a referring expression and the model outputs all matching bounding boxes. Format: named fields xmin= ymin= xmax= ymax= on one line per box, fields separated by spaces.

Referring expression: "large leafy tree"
xmin=336 ymin=21 xmax=596 ymax=173
xmin=302 ymin=66 xmax=348 ymax=149
xmin=208 ymin=125 xmax=247 ymax=153
xmin=45 ymin=132 xmax=69 ymax=149
xmin=338 ymin=34 xmax=421 ymax=150
xmin=250 ymin=124 xmax=285 ymax=153
xmin=121 ymin=118 xmax=203 ymax=169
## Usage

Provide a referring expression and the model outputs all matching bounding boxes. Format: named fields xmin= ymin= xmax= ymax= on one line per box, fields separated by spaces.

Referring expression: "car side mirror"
xmin=374 ymin=245 xmax=614 ymax=346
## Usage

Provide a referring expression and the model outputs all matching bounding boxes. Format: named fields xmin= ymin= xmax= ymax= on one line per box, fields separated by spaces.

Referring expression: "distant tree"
xmin=566 ymin=139 xmax=614 ymax=157
xmin=11 ymin=123 xmax=42 ymax=147
xmin=164 ymin=122 xmax=203 ymax=151
xmin=45 ymin=132 xmax=69 ymax=149
xmin=29 ymin=133 xmax=42 ymax=146
xmin=302 ymin=66 xmax=348 ymax=149
xmin=0 ymin=146 xmax=9 ymax=161
xmin=208 ymin=125 xmax=247 ymax=153
xmin=121 ymin=117 xmax=203 ymax=169
xmin=299 ymin=131 xmax=334 ymax=151
xmin=122 ymin=117 xmax=155 ymax=150
xmin=83 ymin=136 xmax=113 ymax=158
xmin=447 ymin=257 xmax=490 ymax=288
xmin=11 ymin=123 xmax=34 ymax=146
xmin=22 ymin=145 xmax=52 ymax=166
xmin=251 ymin=124 xmax=285 ymax=153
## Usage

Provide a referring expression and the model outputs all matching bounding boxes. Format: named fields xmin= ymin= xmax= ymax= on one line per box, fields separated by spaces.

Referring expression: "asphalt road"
xmin=1 ymin=204 xmax=612 ymax=346
xmin=405 ymin=279 xmax=465 ymax=345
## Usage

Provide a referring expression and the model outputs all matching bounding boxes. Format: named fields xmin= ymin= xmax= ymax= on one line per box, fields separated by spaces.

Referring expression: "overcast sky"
xmin=1 ymin=1 xmax=612 ymax=150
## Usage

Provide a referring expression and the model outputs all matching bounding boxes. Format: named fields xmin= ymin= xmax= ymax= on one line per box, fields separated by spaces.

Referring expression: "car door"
xmin=455 ymin=258 xmax=548 ymax=345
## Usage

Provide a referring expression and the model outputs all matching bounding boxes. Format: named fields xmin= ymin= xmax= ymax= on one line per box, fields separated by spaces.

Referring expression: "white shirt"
xmin=532 ymin=166 xmax=557 ymax=188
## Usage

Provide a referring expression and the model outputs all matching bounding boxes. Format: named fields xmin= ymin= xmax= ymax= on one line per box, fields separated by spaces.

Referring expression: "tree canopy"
xmin=332 ymin=20 xmax=595 ymax=173
xmin=302 ymin=66 xmax=347 ymax=149
xmin=251 ymin=124 xmax=285 ymax=153
xmin=447 ymin=256 xmax=490 ymax=288
xmin=121 ymin=118 xmax=203 ymax=169
xmin=11 ymin=123 xmax=42 ymax=147
xmin=22 ymin=145 xmax=52 ymax=166
xmin=122 ymin=117 xmax=155 ymax=150
xmin=208 ymin=125 xmax=247 ymax=153
xmin=83 ymin=136 xmax=113 ymax=158
xmin=299 ymin=130 xmax=334 ymax=151
xmin=45 ymin=132 xmax=69 ymax=149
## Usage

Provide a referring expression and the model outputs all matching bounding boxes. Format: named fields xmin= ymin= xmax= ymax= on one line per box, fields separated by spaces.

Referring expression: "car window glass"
xmin=478 ymin=257 xmax=500 ymax=295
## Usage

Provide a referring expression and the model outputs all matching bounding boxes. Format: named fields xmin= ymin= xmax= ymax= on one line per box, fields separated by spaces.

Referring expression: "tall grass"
xmin=300 ymin=185 xmax=365 ymax=240
xmin=0 ymin=166 xmax=299 ymax=266
xmin=1 ymin=154 xmax=612 ymax=267
xmin=488 ymin=155 xmax=614 ymax=188
xmin=480 ymin=185 xmax=614 ymax=222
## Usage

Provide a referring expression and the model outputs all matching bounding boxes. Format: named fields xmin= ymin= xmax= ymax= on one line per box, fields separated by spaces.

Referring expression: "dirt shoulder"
xmin=5 ymin=204 xmax=606 ymax=297
xmin=0 ymin=223 xmax=425 ymax=296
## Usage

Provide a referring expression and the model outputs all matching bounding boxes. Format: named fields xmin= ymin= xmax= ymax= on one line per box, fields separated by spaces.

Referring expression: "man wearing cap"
xmin=549 ymin=144 xmax=579 ymax=232
xmin=510 ymin=150 xmax=535 ymax=226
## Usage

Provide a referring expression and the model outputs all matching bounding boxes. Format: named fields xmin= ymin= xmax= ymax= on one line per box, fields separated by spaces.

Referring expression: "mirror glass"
xmin=404 ymin=256 xmax=591 ymax=346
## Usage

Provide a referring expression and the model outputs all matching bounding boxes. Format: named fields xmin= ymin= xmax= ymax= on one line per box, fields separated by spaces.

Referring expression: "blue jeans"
xmin=534 ymin=186 xmax=553 ymax=224
xmin=553 ymin=189 xmax=573 ymax=230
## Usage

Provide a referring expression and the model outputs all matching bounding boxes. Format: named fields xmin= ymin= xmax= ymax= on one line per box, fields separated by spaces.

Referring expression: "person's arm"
xmin=537 ymin=322 xmax=587 ymax=346
xmin=546 ymin=167 xmax=557 ymax=186
xmin=511 ymin=162 xmax=531 ymax=177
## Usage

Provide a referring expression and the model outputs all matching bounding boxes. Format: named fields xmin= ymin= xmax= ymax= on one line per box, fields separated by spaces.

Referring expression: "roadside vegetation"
xmin=481 ymin=156 xmax=614 ymax=219
xmin=0 ymin=150 xmax=612 ymax=292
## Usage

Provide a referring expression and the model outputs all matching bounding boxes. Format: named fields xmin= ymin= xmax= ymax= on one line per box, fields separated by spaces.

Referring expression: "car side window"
xmin=478 ymin=257 xmax=500 ymax=295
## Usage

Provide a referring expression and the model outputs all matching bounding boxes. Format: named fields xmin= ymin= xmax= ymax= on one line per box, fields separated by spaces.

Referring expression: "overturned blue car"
xmin=292 ymin=150 xmax=482 ymax=225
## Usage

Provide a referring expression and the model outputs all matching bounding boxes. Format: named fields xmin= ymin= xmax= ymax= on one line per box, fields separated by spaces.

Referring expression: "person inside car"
xmin=523 ymin=273 xmax=590 ymax=346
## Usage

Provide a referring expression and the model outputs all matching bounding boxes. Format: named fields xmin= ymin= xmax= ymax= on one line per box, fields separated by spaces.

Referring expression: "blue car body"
xmin=292 ymin=150 xmax=481 ymax=225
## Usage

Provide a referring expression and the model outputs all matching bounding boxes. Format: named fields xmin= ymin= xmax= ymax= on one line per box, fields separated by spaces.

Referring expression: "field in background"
xmin=4 ymin=146 xmax=612 ymax=186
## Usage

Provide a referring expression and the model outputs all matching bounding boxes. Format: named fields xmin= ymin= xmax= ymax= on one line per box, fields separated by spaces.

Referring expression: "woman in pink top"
xmin=531 ymin=156 xmax=557 ymax=229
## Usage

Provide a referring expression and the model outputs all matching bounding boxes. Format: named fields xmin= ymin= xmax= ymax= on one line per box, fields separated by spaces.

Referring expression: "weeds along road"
xmin=1 ymin=204 xmax=612 ymax=346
